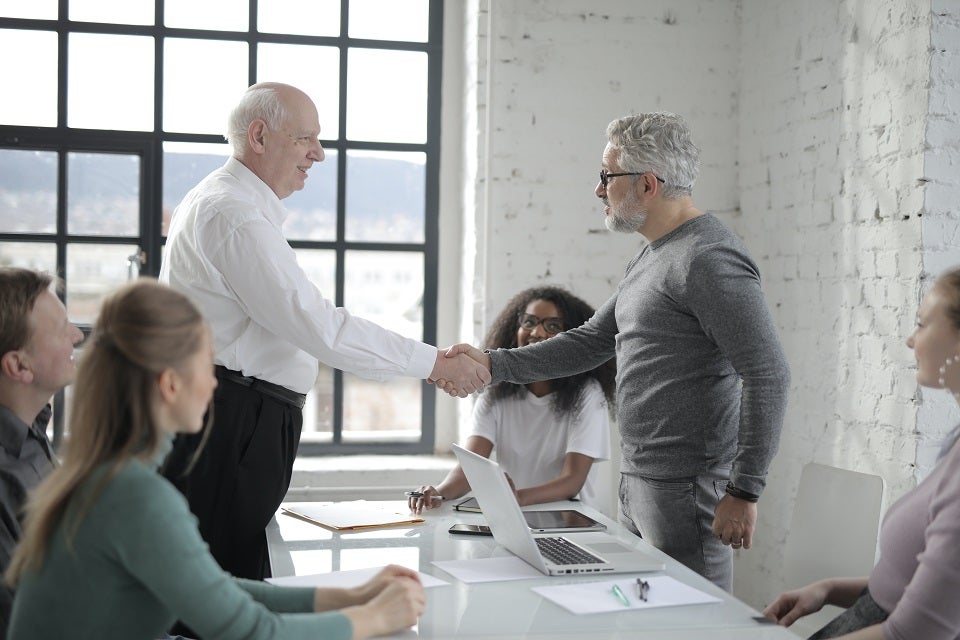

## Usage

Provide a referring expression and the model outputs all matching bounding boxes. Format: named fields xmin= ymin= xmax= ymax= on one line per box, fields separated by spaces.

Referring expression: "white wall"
xmin=447 ymin=0 xmax=960 ymax=610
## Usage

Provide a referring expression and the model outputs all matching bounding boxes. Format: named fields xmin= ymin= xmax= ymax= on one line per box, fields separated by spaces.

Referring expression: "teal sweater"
xmin=8 ymin=447 xmax=352 ymax=639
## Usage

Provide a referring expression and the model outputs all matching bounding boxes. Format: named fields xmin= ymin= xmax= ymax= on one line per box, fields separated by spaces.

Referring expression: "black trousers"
xmin=162 ymin=368 xmax=303 ymax=581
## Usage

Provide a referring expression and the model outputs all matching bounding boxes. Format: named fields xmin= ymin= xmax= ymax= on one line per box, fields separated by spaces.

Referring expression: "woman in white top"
xmin=409 ymin=286 xmax=616 ymax=513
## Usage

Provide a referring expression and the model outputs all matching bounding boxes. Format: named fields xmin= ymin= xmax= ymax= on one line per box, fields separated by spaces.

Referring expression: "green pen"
xmin=611 ymin=584 xmax=630 ymax=607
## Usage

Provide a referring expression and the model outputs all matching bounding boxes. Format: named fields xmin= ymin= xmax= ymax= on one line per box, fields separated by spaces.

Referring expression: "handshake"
xmin=428 ymin=344 xmax=492 ymax=398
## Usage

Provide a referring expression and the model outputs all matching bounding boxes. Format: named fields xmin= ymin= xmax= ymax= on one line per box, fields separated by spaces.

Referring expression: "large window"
xmin=0 ymin=0 xmax=443 ymax=454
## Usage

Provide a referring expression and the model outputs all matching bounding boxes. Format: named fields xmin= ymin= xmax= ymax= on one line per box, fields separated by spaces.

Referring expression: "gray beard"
xmin=604 ymin=194 xmax=647 ymax=233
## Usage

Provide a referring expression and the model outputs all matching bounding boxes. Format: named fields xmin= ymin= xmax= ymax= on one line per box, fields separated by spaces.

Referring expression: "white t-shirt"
xmin=471 ymin=379 xmax=611 ymax=511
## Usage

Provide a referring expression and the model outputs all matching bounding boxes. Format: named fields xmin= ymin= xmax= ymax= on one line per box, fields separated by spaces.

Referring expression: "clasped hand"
xmin=428 ymin=344 xmax=491 ymax=398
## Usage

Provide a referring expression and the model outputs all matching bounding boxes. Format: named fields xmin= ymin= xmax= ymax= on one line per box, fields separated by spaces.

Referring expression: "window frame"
xmin=0 ymin=0 xmax=444 ymax=455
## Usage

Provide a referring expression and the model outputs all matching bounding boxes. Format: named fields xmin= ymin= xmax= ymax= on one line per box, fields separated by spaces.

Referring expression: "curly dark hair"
xmin=483 ymin=285 xmax=616 ymax=416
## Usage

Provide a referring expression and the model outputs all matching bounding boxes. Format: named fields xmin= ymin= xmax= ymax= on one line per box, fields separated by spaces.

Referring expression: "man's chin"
xmin=604 ymin=213 xmax=642 ymax=234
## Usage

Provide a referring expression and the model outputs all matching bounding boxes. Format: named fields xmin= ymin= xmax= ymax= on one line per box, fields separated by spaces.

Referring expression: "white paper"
xmin=266 ymin=566 xmax=448 ymax=589
xmin=532 ymin=575 xmax=722 ymax=615
xmin=431 ymin=556 xmax=544 ymax=583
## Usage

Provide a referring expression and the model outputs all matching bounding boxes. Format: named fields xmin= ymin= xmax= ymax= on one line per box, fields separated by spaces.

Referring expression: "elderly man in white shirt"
xmin=160 ymin=82 xmax=488 ymax=585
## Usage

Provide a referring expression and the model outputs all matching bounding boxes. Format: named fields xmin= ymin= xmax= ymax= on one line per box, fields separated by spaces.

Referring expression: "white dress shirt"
xmin=160 ymin=157 xmax=436 ymax=394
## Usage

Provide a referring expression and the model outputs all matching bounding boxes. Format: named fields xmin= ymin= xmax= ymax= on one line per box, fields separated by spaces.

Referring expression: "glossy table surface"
xmin=267 ymin=499 xmax=798 ymax=639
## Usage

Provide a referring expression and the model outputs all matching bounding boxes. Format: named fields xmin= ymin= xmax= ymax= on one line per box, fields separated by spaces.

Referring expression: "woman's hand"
xmin=343 ymin=573 xmax=426 ymax=639
xmin=761 ymin=580 xmax=831 ymax=627
xmin=350 ymin=565 xmax=421 ymax=604
xmin=408 ymin=485 xmax=443 ymax=514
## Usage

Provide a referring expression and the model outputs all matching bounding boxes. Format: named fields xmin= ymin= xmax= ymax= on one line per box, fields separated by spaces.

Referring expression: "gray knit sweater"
xmin=488 ymin=214 xmax=790 ymax=495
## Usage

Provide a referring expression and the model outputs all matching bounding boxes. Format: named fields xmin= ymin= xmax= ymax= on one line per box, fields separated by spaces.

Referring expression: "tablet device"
xmin=522 ymin=509 xmax=606 ymax=533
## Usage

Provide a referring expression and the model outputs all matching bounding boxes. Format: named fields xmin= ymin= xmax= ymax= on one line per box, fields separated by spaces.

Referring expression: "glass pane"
xmin=296 ymin=248 xmax=336 ymax=440
xmin=258 ymin=0 xmax=339 ymax=37
xmin=67 ymin=152 xmax=140 ymax=237
xmin=0 ymin=149 xmax=57 ymax=234
xmin=349 ymin=0 xmax=429 ymax=42
xmin=0 ymin=242 xmax=56 ymax=272
xmin=346 ymin=150 xmax=424 ymax=243
xmin=285 ymin=149 xmax=337 ymax=241
xmin=257 ymin=43 xmax=340 ymax=140
xmin=302 ymin=365 xmax=333 ymax=441
xmin=347 ymin=49 xmax=427 ymax=143
xmin=0 ymin=30 xmax=58 ymax=127
xmin=162 ymin=142 xmax=231 ymax=235
xmin=70 ymin=0 xmax=153 ymax=25
xmin=165 ymin=0 xmax=247 ymax=31
xmin=68 ymin=33 xmax=154 ymax=131
xmin=0 ymin=0 xmax=56 ymax=19
xmin=344 ymin=250 xmax=422 ymax=339
xmin=343 ymin=374 xmax=421 ymax=439
xmin=164 ymin=39 xmax=248 ymax=135
xmin=66 ymin=243 xmax=140 ymax=324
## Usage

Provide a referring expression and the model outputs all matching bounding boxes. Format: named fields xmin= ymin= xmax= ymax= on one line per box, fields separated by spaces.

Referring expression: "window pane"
xmin=0 ymin=0 xmax=55 ymax=19
xmin=349 ymin=0 xmax=429 ymax=42
xmin=285 ymin=149 xmax=337 ymax=241
xmin=258 ymin=0 xmax=339 ymax=37
xmin=0 ymin=242 xmax=56 ymax=272
xmin=0 ymin=149 xmax=57 ymax=234
xmin=0 ymin=30 xmax=58 ymax=127
xmin=164 ymin=39 xmax=248 ymax=135
xmin=66 ymin=243 xmax=139 ymax=324
xmin=343 ymin=374 xmax=421 ymax=439
xmin=70 ymin=0 xmax=153 ymax=25
xmin=342 ymin=249 xmax=423 ymax=437
xmin=163 ymin=142 xmax=231 ymax=235
xmin=67 ymin=152 xmax=140 ymax=237
xmin=68 ymin=33 xmax=154 ymax=131
xmin=165 ymin=0 xmax=247 ymax=31
xmin=257 ymin=43 xmax=340 ymax=140
xmin=344 ymin=250 xmax=422 ymax=340
xmin=346 ymin=49 xmax=427 ymax=143
xmin=302 ymin=366 xmax=334 ymax=441
xmin=346 ymin=150 xmax=424 ymax=243
xmin=295 ymin=248 xmax=336 ymax=442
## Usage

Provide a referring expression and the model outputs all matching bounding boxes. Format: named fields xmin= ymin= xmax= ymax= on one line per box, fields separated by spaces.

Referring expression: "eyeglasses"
xmin=518 ymin=313 xmax=564 ymax=335
xmin=599 ymin=169 xmax=665 ymax=189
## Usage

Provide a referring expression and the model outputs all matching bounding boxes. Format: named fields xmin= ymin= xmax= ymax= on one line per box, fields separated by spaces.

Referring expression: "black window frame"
xmin=0 ymin=0 xmax=443 ymax=455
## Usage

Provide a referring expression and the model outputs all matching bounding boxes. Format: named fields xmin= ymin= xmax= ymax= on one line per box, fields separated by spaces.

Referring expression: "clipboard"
xmin=281 ymin=501 xmax=424 ymax=531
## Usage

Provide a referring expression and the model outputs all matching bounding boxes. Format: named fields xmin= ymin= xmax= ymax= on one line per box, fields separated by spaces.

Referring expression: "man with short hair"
xmin=444 ymin=113 xmax=790 ymax=590
xmin=0 ymin=267 xmax=83 ymax=634
xmin=161 ymin=82 xmax=489 ymax=582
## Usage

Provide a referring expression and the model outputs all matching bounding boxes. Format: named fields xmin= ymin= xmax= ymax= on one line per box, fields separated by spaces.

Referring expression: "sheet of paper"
xmin=431 ymin=556 xmax=544 ymax=583
xmin=266 ymin=566 xmax=448 ymax=589
xmin=532 ymin=575 xmax=722 ymax=615
xmin=281 ymin=501 xmax=423 ymax=530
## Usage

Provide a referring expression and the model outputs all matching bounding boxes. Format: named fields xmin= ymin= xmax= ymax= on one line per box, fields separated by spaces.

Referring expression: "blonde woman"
xmin=6 ymin=280 xmax=424 ymax=639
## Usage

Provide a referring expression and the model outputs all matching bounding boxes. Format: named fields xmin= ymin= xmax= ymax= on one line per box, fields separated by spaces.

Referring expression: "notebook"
xmin=452 ymin=444 xmax=665 ymax=576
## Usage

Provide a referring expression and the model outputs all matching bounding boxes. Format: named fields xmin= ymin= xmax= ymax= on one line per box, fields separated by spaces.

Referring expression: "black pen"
xmin=636 ymin=579 xmax=649 ymax=602
xmin=404 ymin=491 xmax=443 ymax=501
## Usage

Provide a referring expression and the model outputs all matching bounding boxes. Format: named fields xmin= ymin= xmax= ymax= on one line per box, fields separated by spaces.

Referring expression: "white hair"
xmin=225 ymin=83 xmax=289 ymax=156
xmin=605 ymin=113 xmax=700 ymax=199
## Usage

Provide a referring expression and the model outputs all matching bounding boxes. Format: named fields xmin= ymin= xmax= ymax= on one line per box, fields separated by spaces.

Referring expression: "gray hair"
xmin=225 ymin=83 xmax=289 ymax=155
xmin=605 ymin=113 xmax=700 ymax=199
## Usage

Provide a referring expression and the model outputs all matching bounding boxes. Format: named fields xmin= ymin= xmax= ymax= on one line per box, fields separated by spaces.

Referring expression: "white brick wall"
xmin=452 ymin=0 xmax=960 ymax=611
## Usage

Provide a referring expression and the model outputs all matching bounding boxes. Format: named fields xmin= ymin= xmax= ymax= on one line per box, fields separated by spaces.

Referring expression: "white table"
xmin=266 ymin=499 xmax=798 ymax=639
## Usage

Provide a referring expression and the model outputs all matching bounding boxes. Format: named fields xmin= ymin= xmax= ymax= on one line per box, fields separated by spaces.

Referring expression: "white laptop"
xmin=452 ymin=444 xmax=665 ymax=576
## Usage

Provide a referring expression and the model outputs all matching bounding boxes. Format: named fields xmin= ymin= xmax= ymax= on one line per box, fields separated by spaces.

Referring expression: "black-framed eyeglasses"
xmin=599 ymin=169 xmax=665 ymax=189
xmin=518 ymin=314 xmax=564 ymax=335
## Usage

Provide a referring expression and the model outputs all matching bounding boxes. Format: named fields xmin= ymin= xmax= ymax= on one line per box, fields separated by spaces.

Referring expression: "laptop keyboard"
xmin=535 ymin=536 xmax=605 ymax=565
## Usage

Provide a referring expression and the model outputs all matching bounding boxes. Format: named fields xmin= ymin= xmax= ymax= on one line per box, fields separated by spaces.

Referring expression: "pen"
xmin=405 ymin=491 xmax=444 ymax=500
xmin=611 ymin=584 xmax=630 ymax=607
xmin=636 ymin=579 xmax=649 ymax=602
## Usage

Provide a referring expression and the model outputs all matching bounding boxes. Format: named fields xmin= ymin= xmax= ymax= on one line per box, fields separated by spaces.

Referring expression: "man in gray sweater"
xmin=444 ymin=113 xmax=790 ymax=590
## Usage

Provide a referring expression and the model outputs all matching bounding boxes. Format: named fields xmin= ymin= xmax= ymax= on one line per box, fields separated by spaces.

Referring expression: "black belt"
xmin=215 ymin=366 xmax=306 ymax=410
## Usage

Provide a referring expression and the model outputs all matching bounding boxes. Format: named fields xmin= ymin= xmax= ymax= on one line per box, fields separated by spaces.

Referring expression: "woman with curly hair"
xmin=409 ymin=286 xmax=616 ymax=514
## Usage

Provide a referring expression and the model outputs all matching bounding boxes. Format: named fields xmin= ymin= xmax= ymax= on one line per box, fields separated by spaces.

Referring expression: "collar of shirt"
xmin=0 ymin=404 xmax=35 ymax=458
xmin=222 ymin=156 xmax=288 ymax=230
